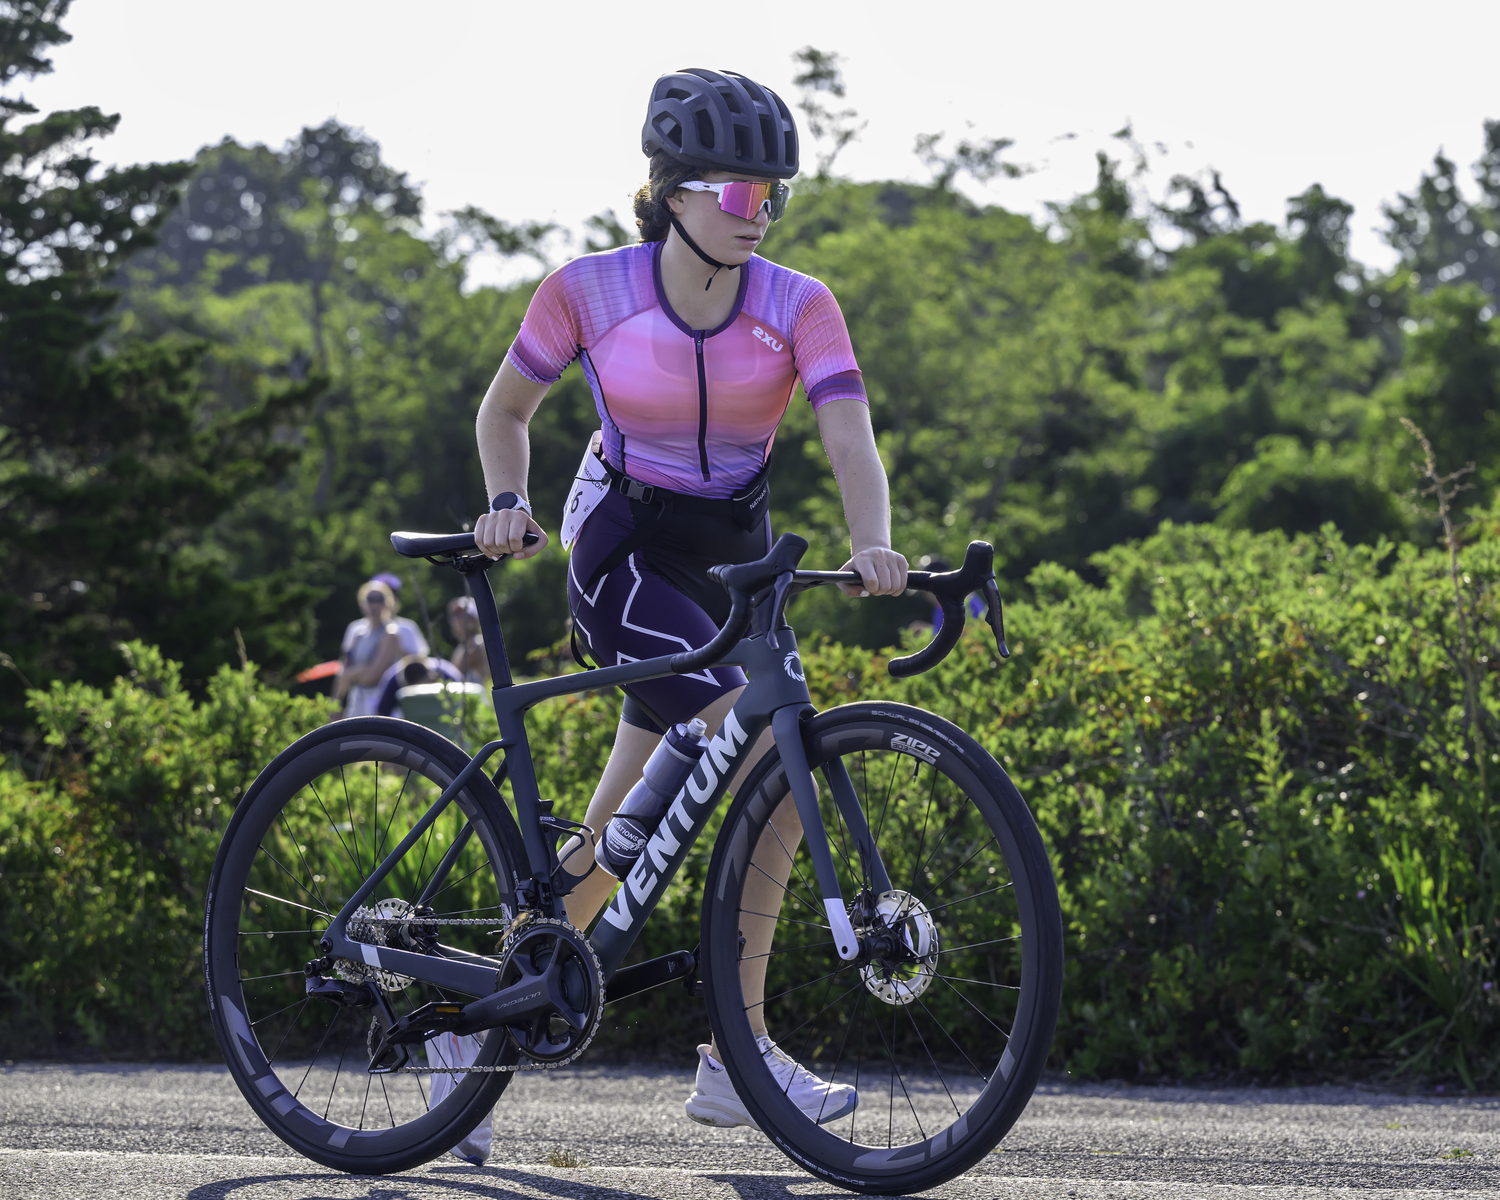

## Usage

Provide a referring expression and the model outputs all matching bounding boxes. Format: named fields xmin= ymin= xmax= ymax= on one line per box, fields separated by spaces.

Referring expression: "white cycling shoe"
xmin=684 ymin=1038 xmax=859 ymax=1129
xmin=425 ymin=1032 xmax=493 ymax=1165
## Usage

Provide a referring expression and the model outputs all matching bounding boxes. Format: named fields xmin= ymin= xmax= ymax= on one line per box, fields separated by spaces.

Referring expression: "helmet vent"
xmin=720 ymin=87 xmax=743 ymax=114
xmin=695 ymin=109 xmax=717 ymax=150
xmin=666 ymin=87 xmax=691 ymax=101
xmin=759 ymin=116 xmax=776 ymax=162
xmin=734 ymin=125 xmax=751 ymax=161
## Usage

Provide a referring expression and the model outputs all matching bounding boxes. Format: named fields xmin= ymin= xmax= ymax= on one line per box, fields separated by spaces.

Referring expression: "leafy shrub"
xmin=3 ymin=514 xmax=1496 ymax=1081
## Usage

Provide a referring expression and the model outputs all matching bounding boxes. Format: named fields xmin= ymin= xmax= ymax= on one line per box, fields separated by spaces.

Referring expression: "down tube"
xmin=589 ymin=704 xmax=769 ymax=978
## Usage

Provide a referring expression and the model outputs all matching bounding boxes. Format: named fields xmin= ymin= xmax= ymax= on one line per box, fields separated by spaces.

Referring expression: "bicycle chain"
xmin=359 ymin=911 xmax=593 ymax=1074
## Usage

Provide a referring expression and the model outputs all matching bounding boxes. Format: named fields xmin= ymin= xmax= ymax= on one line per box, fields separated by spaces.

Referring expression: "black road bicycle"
xmin=203 ymin=529 xmax=1063 ymax=1195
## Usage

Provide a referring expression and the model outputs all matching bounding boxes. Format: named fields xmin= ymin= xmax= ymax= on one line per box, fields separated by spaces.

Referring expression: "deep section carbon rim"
xmin=702 ymin=703 xmax=1062 ymax=1192
xmin=204 ymin=720 xmax=524 ymax=1170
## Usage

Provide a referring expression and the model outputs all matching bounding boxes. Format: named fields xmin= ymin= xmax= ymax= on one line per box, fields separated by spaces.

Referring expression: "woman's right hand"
xmin=475 ymin=507 xmax=548 ymax=560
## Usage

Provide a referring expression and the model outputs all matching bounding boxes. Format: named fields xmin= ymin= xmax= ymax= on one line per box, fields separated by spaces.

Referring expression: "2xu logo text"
xmin=891 ymin=733 xmax=940 ymax=765
xmin=752 ymin=326 xmax=784 ymax=352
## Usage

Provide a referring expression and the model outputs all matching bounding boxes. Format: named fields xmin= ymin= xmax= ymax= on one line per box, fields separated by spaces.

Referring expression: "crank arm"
xmin=770 ymin=705 xmax=861 ymax=961
xmin=373 ymin=1000 xmax=468 ymax=1047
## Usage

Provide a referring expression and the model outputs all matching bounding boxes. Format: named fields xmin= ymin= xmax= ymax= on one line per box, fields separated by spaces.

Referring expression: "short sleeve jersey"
xmin=506 ymin=241 xmax=866 ymax=499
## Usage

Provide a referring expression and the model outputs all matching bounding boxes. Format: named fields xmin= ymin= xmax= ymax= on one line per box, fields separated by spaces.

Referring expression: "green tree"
xmin=0 ymin=1 xmax=318 ymax=734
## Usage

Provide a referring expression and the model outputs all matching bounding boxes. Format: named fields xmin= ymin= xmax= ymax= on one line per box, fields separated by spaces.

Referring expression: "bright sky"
xmin=21 ymin=0 xmax=1500 ymax=276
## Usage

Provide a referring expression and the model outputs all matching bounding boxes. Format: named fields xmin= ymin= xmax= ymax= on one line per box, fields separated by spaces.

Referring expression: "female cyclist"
xmin=473 ymin=68 xmax=906 ymax=1134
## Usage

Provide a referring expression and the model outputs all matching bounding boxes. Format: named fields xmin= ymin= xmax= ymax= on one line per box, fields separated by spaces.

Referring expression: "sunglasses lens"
xmin=717 ymin=181 xmax=771 ymax=220
xmin=767 ymin=183 xmax=790 ymax=222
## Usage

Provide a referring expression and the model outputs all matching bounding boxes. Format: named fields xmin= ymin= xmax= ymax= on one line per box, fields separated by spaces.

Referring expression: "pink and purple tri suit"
xmin=507 ymin=240 xmax=866 ymax=730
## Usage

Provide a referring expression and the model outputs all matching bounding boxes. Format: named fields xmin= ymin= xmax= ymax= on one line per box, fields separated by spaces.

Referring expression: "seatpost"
xmin=460 ymin=563 xmax=513 ymax=689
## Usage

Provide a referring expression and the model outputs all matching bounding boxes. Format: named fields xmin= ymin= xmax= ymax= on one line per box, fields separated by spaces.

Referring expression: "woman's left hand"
xmin=839 ymin=546 xmax=908 ymax=598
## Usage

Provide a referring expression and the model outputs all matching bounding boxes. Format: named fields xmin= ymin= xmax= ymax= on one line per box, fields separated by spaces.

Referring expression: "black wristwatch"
xmin=489 ymin=491 xmax=533 ymax=517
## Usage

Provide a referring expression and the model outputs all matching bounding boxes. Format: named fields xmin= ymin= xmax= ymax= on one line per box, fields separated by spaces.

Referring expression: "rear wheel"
xmin=204 ymin=718 xmax=526 ymax=1174
xmin=701 ymin=703 xmax=1063 ymax=1194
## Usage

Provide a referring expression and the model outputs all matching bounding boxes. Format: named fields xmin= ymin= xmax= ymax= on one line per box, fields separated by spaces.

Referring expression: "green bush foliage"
xmin=3 ymin=515 xmax=1495 ymax=1080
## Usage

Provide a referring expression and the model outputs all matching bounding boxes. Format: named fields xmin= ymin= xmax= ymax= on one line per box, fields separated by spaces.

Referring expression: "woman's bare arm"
xmin=815 ymin=398 xmax=908 ymax=597
xmin=474 ymin=358 xmax=552 ymax=559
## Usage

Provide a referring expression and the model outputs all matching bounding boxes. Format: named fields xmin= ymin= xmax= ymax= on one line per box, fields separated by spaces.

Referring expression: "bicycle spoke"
xmin=764 ymin=815 xmax=822 ymax=913
xmin=265 ymin=1000 xmax=309 ymax=1068
xmin=239 ymin=969 xmax=305 ymax=983
xmin=341 ymin=765 xmax=362 ymax=877
xmin=244 ymin=887 xmax=330 ymax=918
xmin=379 ymin=1074 xmax=397 ymax=1129
xmin=937 ymin=935 xmax=1020 ymax=955
xmin=259 ymin=836 xmax=330 ymax=916
xmin=323 ymin=1016 xmax=352 ymax=1120
xmin=907 ymin=762 xmax=943 ymax=898
xmin=746 ymin=858 xmax=823 ymax=921
xmin=913 ymin=991 xmax=991 ymax=1085
xmin=903 ymin=1000 xmax=961 ymax=1120
xmin=251 ymin=997 xmax=312 ymax=1028
xmin=293 ymin=1008 xmax=342 ymax=1101
xmin=749 ymin=961 xmax=858 ymax=1011
xmin=933 ymin=972 xmax=1010 ymax=1040
xmin=918 ymin=832 xmax=1000 ymax=907
xmin=273 ymin=811 xmax=332 ymax=915
xmin=738 ymin=908 xmax=830 ymax=933
xmin=307 ymin=780 xmax=362 ymax=880
xmin=373 ymin=768 xmax=413 ymax=874
xmin=423 ymin=856 xmax=487 ymax=907
xmin=358 ymin=1069 xmax=374 ymax=1131
xmin=923 ymin=882 xmax=1014 ymax=915
xmin=933 ymin=972 xmax=1021 ymax=990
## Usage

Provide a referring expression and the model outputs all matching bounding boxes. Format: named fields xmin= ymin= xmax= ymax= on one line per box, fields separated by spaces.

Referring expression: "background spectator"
xmin=447 ymin=595 xmax=490 ymax=682
xmin=374 ymin=654 xmax=464 ymax=718
xmin=331 ymin=581 xmax=404 ymax=718
xmin=371 ymin=572 xmax=431 ymax=658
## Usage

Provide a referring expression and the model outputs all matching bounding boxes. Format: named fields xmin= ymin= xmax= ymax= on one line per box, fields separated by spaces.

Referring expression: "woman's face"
xmin=666 ymin=168 xmax=774 ymax=265
xmin=361 ymin=588 xmax=391 ymax=618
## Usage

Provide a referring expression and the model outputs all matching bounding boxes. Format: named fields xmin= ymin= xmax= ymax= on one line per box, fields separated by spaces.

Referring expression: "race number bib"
xmin=561 ymin=431 xmax=609 ymax=552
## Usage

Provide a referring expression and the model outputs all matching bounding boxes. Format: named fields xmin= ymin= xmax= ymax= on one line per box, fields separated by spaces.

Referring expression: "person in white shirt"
xmin=370 ymin=572 xmax=431 ymax=658
xmin=332 ymin=580 xmax=420 ymax=718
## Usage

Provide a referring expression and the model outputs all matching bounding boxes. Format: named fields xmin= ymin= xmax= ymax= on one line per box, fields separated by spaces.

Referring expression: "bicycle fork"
xmin=770 ymin=705 xmax=892 ymax=961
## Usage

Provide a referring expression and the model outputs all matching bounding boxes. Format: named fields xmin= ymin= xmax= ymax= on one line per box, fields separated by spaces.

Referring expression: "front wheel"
xmin=700 ymin=703 xmax=1063 ymax=1195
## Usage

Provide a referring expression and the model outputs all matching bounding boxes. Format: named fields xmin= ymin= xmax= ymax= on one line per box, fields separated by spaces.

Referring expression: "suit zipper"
xmin=694 ymin=330 xmax=711 ymax=482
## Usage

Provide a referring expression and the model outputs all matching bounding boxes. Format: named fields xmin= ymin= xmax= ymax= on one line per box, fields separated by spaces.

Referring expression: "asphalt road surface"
xmin=2 ymin=1061 xmax=1497 ymax=1198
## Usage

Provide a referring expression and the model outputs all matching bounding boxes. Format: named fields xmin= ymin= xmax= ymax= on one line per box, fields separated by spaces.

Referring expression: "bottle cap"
xmin=686 ymin=718 xmax=708 ymax=738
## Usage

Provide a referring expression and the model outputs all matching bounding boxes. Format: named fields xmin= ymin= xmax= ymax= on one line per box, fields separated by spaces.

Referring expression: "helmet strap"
xmin=669 ymin=215 xmax=735 ymax=290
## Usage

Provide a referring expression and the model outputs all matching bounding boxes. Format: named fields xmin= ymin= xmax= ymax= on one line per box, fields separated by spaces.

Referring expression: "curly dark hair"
xmin=633 ymin=152 xmax=703 ymax=242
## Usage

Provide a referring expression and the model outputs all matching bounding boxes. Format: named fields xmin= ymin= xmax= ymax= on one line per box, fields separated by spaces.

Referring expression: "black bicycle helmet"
xmin=642 ymin=68 xmax=799 ymax=179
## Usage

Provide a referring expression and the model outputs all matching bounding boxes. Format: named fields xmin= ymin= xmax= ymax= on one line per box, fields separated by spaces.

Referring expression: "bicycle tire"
xmin=700 ymin=702 xmax=1063 ymax=1194
xmin=204 ymin=717 xmax=527 ymax=1174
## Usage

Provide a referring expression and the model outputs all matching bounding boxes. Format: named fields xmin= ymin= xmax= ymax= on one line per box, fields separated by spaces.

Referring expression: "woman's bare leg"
xmin=555 ymin=687 xmax=800 ymax=1055
xmin=559 ymin=717 xmax=659 ymax=929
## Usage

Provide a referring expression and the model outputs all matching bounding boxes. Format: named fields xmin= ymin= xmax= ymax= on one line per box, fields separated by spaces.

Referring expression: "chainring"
xmin=494 ymin=917 xmax=603 ymax=1068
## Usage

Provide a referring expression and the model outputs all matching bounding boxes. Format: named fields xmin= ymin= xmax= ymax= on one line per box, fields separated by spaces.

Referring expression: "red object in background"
xmin=296 ymin=660 xmax=342 ymax=683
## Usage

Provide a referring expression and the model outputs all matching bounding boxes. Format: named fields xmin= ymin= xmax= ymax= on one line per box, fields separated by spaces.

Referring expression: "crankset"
xmin=493 ymin=917 xmax=603 ymax=1067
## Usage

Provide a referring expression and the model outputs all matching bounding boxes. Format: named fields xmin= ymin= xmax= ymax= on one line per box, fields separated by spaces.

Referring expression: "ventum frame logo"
xmin=783 ymin=653 xmax=805 ymax=681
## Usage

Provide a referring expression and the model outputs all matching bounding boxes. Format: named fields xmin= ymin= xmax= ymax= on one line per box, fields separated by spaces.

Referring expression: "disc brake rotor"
xmin=860 ymin=889 xmax=940 ymax=1006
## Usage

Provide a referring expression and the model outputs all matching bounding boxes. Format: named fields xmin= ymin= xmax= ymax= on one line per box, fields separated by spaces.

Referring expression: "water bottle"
xmin=596 ymin=718 xmax=710 ymax=878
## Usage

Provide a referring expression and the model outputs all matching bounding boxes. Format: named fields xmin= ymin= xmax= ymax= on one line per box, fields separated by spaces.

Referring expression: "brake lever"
xmin=981 ymin=578 xmax=1010 ymax=659
xmin=764 ymin=570 xmax=796 ymax=649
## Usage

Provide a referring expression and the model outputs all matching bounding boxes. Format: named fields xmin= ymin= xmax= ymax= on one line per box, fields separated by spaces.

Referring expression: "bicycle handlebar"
xmin=392 ymin=526 xmax=1007 ymax=681
xmin=688 ymin=536 xmax=1009 ymax=679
